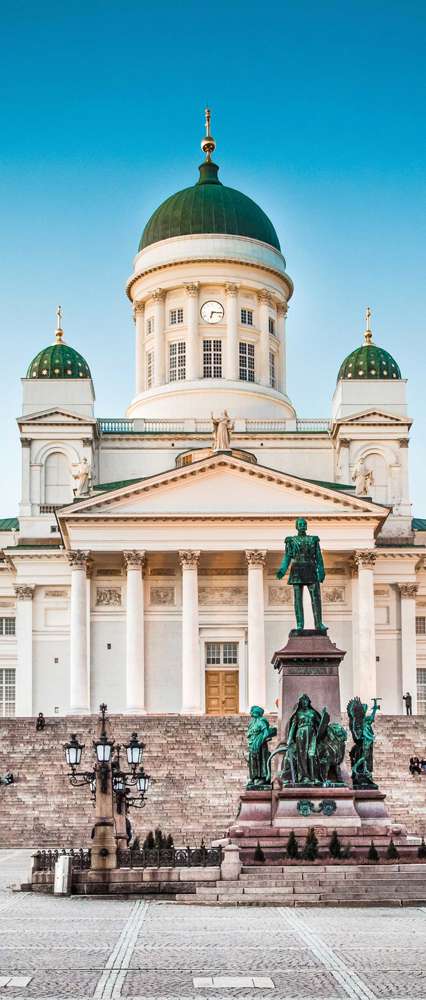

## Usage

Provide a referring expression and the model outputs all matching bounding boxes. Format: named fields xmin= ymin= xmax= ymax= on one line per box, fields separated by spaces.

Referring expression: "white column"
xmin=398 ymin=583 xmax=418 ymax=713
xmin=398 ymin=438 xmax=410 ymax=513
xmin=86 ymin=560 xmax=93 ymax=711
xmin=185 ymin=283 xmax=200 ymax=380
xmin=124 ymin=550 xmax=146 ymax=713
xmin=246 ymin=550 xmax=266 ymax=707
xmin=14 ymin=585 xmax=34 ymax=716
xmin=338 ymin=438 xmax=350 ymax=484
xmin=152 ymin=288 xmax=166 ymax=386
xmin=133 ymin=302 xmax=145 ymax=395
xmin=68 ymin=551 xmax=90 ymax=714
xmin=20 ymin=439 xmax=31 ymax=516
xmin=258 ymin=291 xmax=271 ymax=387
xmin=351 ymin=565 xmax=360 ymax=695
xmin=276 ymin=302 xmax=287 ymax=394
xmin=354 ymin=552 xmax=377 ymax=703
xmin=179 ymin=550 xmax=201 ymax=713
xmin=225 ymin=283 xmax=239 ymax=380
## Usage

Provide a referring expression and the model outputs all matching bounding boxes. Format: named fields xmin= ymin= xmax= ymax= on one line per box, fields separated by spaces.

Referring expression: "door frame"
xmin=199 ymin=627 xmax=247 ymax=714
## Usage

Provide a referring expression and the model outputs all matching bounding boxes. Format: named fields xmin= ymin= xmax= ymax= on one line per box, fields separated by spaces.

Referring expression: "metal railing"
xmin=33 ymin=849 xmax=91 ymax=872
xmin=296 ymin=418 xmax=331 ymax=432
xmin=98 ymin=417 xmax=331 ymax=435
xmin=98 ymin=419 xmax=135 ymax=433
xmin=117 ymin=844 xmax=223 ymax=869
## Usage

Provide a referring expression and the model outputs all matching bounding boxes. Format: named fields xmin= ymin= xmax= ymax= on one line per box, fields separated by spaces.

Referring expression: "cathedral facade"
xmin=1 ymin=115 xmax=425 ymax=720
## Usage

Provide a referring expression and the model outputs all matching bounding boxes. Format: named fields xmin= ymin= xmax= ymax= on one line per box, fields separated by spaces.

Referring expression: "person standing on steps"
xmin=403 ymin=692 xmax=412 ymax=716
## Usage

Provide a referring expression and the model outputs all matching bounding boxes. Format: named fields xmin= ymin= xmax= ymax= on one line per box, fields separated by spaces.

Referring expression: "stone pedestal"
xmin=354 ymin=789 xmax=392 ymax=835
xmin=228 ymin=790 xmax=273 ymax=837
xmin=272 ymin=786 xmax=361 ymax=831
xmin=271 ymin=630 xmax=345 ymax=737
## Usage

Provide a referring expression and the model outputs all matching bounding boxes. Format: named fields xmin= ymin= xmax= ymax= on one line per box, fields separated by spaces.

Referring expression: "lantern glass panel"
xmin=96 ymin=739 xmax=112 ymax=763
xmin=137 ymin=772 xmax=150 ymax=795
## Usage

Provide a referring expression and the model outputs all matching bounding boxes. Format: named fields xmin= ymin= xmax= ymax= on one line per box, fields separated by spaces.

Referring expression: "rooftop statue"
xmin=211 ymin=410 xmax=233 ymax=451
xmin=347 ymin=696 xmax=380 ymax=789
xmin=276 ymin=517 xmax=326 ymax=633
xmin=352 ymin=458 xmax=374 ymax=496
xmin=71 ymin=457 xmax=91 ymax=497
xmin=246 ymin=706 xmax=277 ymax=790
xmin=269 ymin=694 xmax=347 ymax=787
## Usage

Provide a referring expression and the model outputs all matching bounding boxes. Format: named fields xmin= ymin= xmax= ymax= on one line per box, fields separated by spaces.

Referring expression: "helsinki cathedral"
xmin=1 ymin=111 xmax=425 ymax=720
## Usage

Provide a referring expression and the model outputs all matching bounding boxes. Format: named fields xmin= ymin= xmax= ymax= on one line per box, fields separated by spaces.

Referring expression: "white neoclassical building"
xmin=1 ymin=113 xmax=426 ymax=719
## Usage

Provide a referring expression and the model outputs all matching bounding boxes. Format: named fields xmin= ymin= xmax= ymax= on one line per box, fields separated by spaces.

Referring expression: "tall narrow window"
xmin=269 ymin=350 xmax=276 ymax=388
xmin=146 ymin=316 xmax=154 ymax=335
xmin=0 ymin=618 xmax=15 ymax=636
xmin=170 ymin=307 xmax=184 ymax=326
xmin=241 ymin=308 xmax=253 ymax=326
xmin=203 ymin=340 xmax=222 ymax=378
xmin=0 ymin=668 xmax=15 ymax=717
xmin=268 ymin=316 xmax=276 ymax=336
xmin=44 ymin=452 xmax=73 ymax=506
xmin=417 ymin=668 xmax=426 ymax=715
xmin=146 ymin=351 xmax=154 ymax=389
xmin=239 ymin=342 xmax=255 ymax=382
xmin=416 ymin=617 xmax=426 ymax=635
xmin=169 ymin=341 xmax=186 ymax=381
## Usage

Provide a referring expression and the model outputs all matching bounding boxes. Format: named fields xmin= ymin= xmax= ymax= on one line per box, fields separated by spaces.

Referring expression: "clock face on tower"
xmin=200 ymin=300 xmax=224 ymax=324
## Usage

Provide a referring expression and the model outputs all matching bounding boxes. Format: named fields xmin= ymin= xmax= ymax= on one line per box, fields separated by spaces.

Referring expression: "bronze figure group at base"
xmin=246 ymin=695 xmax=380 ymax=792
xmin=246 ymin=518 xmax=381 ymax=792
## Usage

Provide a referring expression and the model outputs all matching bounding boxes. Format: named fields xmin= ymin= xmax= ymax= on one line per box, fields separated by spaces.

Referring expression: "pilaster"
xmin=14 ymin=585 xmax=34 ymax=716
xmin=246 ymin=550 xmax=267 ymax=707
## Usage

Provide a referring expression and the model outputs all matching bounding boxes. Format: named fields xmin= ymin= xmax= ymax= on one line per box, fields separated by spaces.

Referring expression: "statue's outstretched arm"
xmin=315 ymin=539 xmax=325 ymax=583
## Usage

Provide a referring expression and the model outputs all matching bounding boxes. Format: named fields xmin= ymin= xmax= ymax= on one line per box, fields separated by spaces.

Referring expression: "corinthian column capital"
xmin=184 ymin=282 xmax=199 ymax=297
xmin=14 ymin=584 xmax=34 ymax=601
xmin=276 ymin=301 xmax=288 ymax=318
xmin=245 ymin=550 xmax=267 ymax=567
xmin=398 ymin=583 xmax=418 ymax=599
xmin=225 ymin=283 xmax=239 ymax=297
xmin=67 ymin=550 xmax=90 ymax=570
xmin=179 ymin=550 xmax=200 ymax=569
xmin=123 ymin=550 xmax=146 ymax=572
xmin=152 ymin=288 xmax=166 ymax=303
xmin=354 ymin=551 xmax=377 ymax=569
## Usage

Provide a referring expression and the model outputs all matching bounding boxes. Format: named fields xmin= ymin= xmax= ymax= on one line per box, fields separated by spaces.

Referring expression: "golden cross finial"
xmin=55 ymin=304 xmax=64 ymax=343
xmin=201 ymin=107 xmax=216 ymax=161
xmin=364 ymin=306 xmax=373 ymax=345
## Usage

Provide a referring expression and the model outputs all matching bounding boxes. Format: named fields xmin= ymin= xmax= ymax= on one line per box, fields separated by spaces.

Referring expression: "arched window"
xmin=44 ymin=452 xmax=73 ymax=506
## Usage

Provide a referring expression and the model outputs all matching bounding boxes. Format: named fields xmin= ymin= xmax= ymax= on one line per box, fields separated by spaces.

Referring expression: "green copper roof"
xmin=139 ymin=161 xmax=282 ymax=254
xmin=338 ymin=343 xmax=401 ymax=381
xmin=412 ymin=518 xmax=426 ymax=531
xmin=26 ymin=341 xmax=91 ymax=380
xmin=0 ymin=518 xmax=19 ymax=531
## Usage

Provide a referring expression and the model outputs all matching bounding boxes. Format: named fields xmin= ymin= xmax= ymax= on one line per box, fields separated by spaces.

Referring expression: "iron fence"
xmin=33 ymin=849 xmax=91 ymax=872
xmin=117 ymin=844 xmax=223 ymax=869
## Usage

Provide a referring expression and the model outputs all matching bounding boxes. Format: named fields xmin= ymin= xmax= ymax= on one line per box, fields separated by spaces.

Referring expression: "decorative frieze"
xmin=245 ymin=550 xmax=266 ymax=567
xmin=268 ymin=585 xmax=292 ymax=606
xmin=123 ymin=550 xmax=146 ymax=571
xmin=96 ymin=587 xmax=122 ymax=607
xmin=199 ymin=586 xmax=247 ymax=606
xmin=199 ymin=567 xmax=245 ymax=576
xmin=179 ymin=551 xmax=200 ymax=570
xmin=324 ymin=587 xmax=345 ymax=604
xmin=149 ymin=586 xmax=175 ymax=606
xmin=14 ymin=585 xmax=34 ymax=601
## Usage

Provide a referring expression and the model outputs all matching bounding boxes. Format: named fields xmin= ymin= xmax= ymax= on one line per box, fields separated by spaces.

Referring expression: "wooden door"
xmin=205 ymin=670 xmax=239 ymax=715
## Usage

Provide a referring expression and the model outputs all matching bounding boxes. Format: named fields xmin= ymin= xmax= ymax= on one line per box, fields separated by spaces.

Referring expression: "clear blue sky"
xmin=1 ymin=0 xmax=425 ymax=515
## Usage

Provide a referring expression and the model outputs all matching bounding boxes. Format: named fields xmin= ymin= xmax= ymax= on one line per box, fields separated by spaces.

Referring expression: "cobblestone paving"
xmin=0 ymin=852 xmax=426 ymax=999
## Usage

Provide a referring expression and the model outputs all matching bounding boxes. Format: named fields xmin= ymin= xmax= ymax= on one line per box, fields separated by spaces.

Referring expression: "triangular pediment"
xmin=18 ymin=407 xmax=96 ymax=426
xmin=334 ymin=408 xmax=410 ymax=427
xmin=58 ymin=453 xmax=387 ymax=522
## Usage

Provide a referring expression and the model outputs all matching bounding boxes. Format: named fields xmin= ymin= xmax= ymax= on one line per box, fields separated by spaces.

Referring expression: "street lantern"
xmin=125 ymin=732 xmax=145 ymax=769
xmin=136 ymin=770 xmax=150 ymax=796
xmin=64 ymin=734 xmax=84 ymax=769
xmin=94 ymin=734 xmax=114 ymax=764
xmin=113 ymin=771 xmax=126 ymax=793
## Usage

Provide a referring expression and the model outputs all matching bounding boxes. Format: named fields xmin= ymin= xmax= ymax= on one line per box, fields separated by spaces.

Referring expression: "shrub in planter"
xmin=286 ymin=830 xmax=299 ymax=860
xmin=254 ymin=841 xmax=265 ymax=863
xmin=386 ymin=838 xmax=399 ymax=860
xmin=143 ymin=831 xmax=155 ymax=850
xmin=329 ymin=830 xmax=343 ymax=860
xmin=302 ymin=827 xmax=319 ymax=861
xmin=368 ymin=840 xmax=379 ymax=862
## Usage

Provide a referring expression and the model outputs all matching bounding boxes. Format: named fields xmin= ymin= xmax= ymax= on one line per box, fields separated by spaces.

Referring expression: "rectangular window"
xmin=205 ymin=642 xmax=238 ymax=666
xmin=146 ymin=316 xmax=154 ymax=335
xmin=0 ymin=668 xmax=15 ymax=717
xmin=417 ymin=667 xmax=426 ymax=715
xmin=239 ymin=341 xmax=255 ymax=382
xmin=170 ymin=307 xmax=184 ymax=326
xmin=0 ymin=618 xmax=15 ymax=637
xmin=241 ymin=308 xmax=253 ymax=326
xmin=169 ymin=341 xmax=186 ymax=381
xmin=268 ymin=316 xmax=275 ymax=336
xmin=203 ymin=339 xmax=222 ymax=378
xmin=416 ymin=617 xmax=426 ymax=635
xmin=146 ymin=351 xmax=154 ymax=389
xmin=269 ymin=350 xmax=276 ymax=389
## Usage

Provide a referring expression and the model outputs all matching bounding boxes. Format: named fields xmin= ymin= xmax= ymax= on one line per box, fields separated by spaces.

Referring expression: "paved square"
xmin=1 ymin=851 xmax=426 ymax=1000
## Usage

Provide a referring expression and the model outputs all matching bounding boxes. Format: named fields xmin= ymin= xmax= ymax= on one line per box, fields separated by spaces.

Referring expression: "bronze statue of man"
xmin=276 ymin=517 xmax=326 ymax=633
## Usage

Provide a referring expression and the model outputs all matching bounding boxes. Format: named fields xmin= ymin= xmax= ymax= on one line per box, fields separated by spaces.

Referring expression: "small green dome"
xmin=337 ymin=311 xmax=401 ymax=381
xmin=27 ymin=339 xmax=91 ymax=380
xmin=139 ymin=160 xmax=282 ymax=255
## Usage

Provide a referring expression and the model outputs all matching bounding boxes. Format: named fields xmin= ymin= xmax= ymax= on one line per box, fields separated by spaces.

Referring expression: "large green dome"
xmin=337 ymin=312 xmax=401 ymax=381
xmin=27 ymin=338 xmax=91 ymax=380
xmin=139 ymin=161 xmax=282 ymax=254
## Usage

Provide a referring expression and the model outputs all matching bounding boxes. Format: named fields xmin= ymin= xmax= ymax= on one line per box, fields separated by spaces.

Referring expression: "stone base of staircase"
xmin=187 ymin=862 xmax=426 ymax=906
